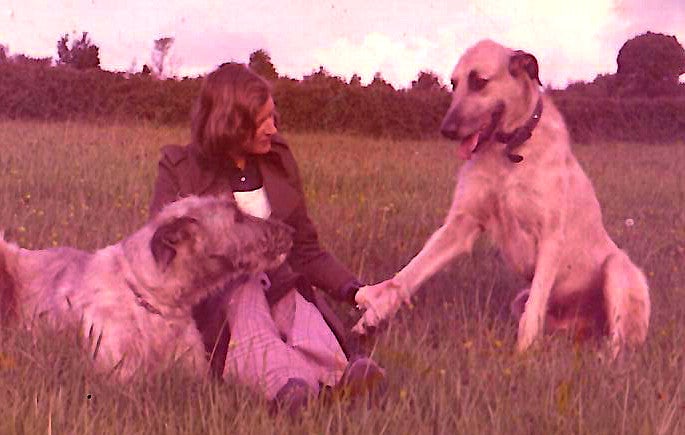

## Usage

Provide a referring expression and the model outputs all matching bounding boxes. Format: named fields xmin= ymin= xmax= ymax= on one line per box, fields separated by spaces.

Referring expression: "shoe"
xmin=336 ymin=356 xmax=387 ymax=401
xmin=269 ymin=378 xmax=314 ymax=419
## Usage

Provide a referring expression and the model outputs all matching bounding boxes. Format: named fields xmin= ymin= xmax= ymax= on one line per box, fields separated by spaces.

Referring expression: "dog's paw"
xmin=516 ymin=311 xmax=542 ymax=352
xmin=353 ymin=279 xmax=408 ymax=334
xmin=351 ymin=316 xmax=372 ymax=335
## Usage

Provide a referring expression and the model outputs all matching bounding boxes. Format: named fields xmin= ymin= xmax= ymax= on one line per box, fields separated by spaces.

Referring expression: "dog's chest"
xmin=485 ymin=183 xmax=545 ymax=279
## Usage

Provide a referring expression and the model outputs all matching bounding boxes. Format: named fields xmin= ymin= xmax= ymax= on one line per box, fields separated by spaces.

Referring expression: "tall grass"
xmin=0 ymin=120 xmax=684 ymax=434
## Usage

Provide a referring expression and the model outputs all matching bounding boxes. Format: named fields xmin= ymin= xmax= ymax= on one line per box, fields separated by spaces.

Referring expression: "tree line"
xmin=0 ymin=31 xmax=683 ymax=143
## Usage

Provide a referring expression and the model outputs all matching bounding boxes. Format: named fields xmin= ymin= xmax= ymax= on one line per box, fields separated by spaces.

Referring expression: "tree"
xmin=368 ymin=72 xmax=394 ymax=91
xmin=248 ymin=49 xmax=278 ymax=80
xmin=303 ymin=65 xmax=330 ymax=81
xmin=302 ymin=66 xmax=346 ymax=93
xmin=349 ymin=73 xmax=362 ymax=87
xmin=0 ymin=44 xmax=7 ymax=64
xmin=616 ymin=31 xmax=685 ymax=96
xmin=11 ymin=54 xmax=52 ymax=67
xmin=152 ymin=37 xmax=174 ymax=78
xmin=57 ymin=32 xmax=100 ymax=70
xmin=411 ymin=70 xmax=443 ymax=91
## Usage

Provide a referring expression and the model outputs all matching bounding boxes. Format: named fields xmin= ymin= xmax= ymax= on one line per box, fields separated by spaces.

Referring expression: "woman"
xmin=149 ymin=63 xmax=385 ymax=415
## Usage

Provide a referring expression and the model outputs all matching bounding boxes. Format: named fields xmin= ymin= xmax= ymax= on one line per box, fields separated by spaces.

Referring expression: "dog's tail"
xmin=0 ymin=233 xmax=19 ymax=326
xmin=602 ymin=251 xmax=651 ymax=358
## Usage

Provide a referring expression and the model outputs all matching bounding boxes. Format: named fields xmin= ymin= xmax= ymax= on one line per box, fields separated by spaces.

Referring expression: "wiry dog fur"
xmin=0 ymin=195 xmax=292 ymax=379
xmin=354 ymin=40 xmax=650 ymax=358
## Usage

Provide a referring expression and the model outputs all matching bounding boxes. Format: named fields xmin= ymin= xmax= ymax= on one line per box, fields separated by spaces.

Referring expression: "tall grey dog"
xmin=354 ymin=40 xmax=650 ymax=358
xmin=0 ymin=195 xmax=292 ymax=379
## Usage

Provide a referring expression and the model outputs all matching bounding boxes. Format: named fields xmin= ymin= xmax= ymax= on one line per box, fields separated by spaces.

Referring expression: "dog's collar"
xmin=495 ymin=98 xmax=543 ymax=163
xmin=126 ymin=279 xmax=163 ymax=316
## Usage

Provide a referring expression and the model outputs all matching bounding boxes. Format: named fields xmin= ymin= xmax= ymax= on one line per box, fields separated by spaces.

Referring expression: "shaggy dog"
xmin=0 ymin=195 xmax=292 ymax=379
xmin=354 ymin=40 xmax=650 ymax=358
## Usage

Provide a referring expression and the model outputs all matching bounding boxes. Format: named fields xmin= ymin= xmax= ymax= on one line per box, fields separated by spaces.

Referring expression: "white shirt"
xmin=233 ymin=187 xmax=272 ymax=219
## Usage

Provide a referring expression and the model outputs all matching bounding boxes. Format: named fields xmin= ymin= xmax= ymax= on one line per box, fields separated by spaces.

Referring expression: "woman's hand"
xmin=352 ymin=278 xmax=411 ymax=334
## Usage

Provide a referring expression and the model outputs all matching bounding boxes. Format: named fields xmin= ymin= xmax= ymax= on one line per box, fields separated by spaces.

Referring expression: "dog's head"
xmin=440 ymin=40 xmax=542 ymax=160
xmin=147 ymin=195 xmax=293 ymax=305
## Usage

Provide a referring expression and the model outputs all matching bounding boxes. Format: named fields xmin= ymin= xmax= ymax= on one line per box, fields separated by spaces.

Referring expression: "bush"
xmin=0 ymin=62 xmax=683 ymax=143
xmin=552 ymin=94 xmax=685 ymax=143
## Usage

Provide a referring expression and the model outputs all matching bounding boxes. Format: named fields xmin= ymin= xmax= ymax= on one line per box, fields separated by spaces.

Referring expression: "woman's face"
xmin=241 ymin=96 xmax=277 ymax=156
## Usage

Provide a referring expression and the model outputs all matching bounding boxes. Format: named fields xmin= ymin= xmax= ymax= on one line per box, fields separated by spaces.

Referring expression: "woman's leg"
xmin=271 ymin=290 xmax=387 ymax=401
xmin=223 ymin=275 xmax=320 ymax=400
xmin=270 ymin=290 xmax=348 ymax=387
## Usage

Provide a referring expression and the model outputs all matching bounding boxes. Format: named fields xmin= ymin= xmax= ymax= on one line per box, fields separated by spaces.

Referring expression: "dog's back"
xmin=1 ymin=238 xmax=91 ymax=326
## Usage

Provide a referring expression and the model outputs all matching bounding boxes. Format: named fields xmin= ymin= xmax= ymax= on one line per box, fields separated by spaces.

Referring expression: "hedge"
xmin=1 ymin=63 xmax=683 ymax=143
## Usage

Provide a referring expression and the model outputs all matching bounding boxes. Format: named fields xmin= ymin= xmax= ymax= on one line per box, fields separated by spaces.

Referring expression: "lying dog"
xmin=354 ymin=40 xmax=650 ymax=358
xmin=0 ymin=195 xmax=292 ymax=379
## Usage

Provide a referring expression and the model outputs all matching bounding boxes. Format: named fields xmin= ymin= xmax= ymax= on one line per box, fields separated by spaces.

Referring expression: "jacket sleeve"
xmin=148 ymin=145 xmax=186 ymax=219
xmin=279 ymin=146 xmax=361 ymax=301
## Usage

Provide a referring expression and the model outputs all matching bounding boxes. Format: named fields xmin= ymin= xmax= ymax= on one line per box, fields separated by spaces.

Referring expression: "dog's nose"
xmin=441 ymin=126 xmax=460 ymax=140
xmin=440 ymin=109 xmax=460 ymax=140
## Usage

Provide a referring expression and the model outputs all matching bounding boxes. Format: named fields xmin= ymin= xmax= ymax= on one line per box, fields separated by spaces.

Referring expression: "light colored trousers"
xmin=223 ymin=274 xmax=348 ymax=399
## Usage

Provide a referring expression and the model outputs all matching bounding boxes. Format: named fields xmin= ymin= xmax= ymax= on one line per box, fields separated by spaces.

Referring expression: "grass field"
xmin=0 ymin=120 xmax=684 ymax=434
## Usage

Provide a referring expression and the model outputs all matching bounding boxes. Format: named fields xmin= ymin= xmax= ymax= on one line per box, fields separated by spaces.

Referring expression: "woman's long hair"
xmin=191 ymin=63 xmax=271 ymax=165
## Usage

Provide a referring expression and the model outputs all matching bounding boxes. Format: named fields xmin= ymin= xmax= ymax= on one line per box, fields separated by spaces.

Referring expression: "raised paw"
xmin=353 ymin=279 xmax=409 ymax=335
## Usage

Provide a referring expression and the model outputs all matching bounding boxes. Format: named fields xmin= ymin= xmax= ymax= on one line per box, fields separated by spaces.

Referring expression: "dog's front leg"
xmin=354 ymin=211 xmax=482 ymax=333
xmin=517 ymin=238 xmax=563 ymax=351
xmin=394 ymin=212 xmax=482 ymax=293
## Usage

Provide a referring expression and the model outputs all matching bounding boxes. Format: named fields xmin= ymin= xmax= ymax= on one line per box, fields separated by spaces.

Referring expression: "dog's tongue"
xmin=457 ymin=132 xmax=480 ymax=160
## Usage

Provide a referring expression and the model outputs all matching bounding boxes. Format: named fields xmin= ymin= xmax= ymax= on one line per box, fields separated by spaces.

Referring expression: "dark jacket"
xmin=148 ymin=134 xmax=360 ymax=373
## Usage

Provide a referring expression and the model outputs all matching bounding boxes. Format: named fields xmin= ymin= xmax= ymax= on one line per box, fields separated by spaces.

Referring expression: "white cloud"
xmin=312 ymin=33 xmax=440 ymax=87
xmin=308 ymin=0 xmax=634 ymax=88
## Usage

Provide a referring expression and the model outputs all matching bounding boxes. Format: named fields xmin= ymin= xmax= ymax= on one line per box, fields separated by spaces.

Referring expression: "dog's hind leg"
xmin=602 ymin=251 xmax=651 ymax=359
xmin=0 ymin=247 xmax=18 ymax=326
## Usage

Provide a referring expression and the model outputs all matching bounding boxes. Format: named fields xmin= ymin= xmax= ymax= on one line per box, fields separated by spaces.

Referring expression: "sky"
xmin=1 ymin=0 xmax=684 ymax=89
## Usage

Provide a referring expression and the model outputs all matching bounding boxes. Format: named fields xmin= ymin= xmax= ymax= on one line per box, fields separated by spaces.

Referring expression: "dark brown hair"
xmin=191 ymin=62 xmax=271 ymax=163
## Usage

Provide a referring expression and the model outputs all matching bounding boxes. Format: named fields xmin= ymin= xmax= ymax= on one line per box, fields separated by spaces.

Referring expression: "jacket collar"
xmin=185 ymin=142 xmax=221 ymax=196
xmin=188 ymin=136 xmax=299 ymax=221
xmin=259 ymin=156 xmax=298 ymax=221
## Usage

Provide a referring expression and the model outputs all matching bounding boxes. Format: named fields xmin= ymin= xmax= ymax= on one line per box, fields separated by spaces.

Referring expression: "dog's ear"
xmin=150 ymin=216 xmax=198 ymax=270
xmin=509 ymin=50 xmax=542 ymax=86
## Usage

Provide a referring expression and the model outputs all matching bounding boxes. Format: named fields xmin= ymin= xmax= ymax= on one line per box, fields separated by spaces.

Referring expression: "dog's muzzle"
xmin=440 ymin=103 xmax=506 ymax=160
xmin=440 ymin=109 xmax=461 ymax=140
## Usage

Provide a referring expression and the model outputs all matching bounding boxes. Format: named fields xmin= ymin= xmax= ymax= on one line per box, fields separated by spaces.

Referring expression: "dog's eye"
xmin=468 ymin=71 xmax=488 ymax=92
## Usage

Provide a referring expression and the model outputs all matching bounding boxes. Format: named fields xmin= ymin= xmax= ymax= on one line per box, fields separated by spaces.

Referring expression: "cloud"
xmin=171 ymin=30 xmax=268 ymax=77
xmin=613 ymin=0 xmax=685 ymax=38
xmin=307 ymin=0 xmax=637 ymax=88
xmin=466 ymin=0 xmax=620 ymax=85
xmin=311 ymin=33 xmax=441 ymax=87
xmin=79 ymin=15 xmax=269 ymax=76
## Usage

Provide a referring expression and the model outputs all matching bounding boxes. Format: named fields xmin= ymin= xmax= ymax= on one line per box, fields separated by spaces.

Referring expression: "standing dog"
xmin=0 ymin=195 xmax=292 ymax=379
xmin=354 ymin=40 xmax=650 ymax=358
